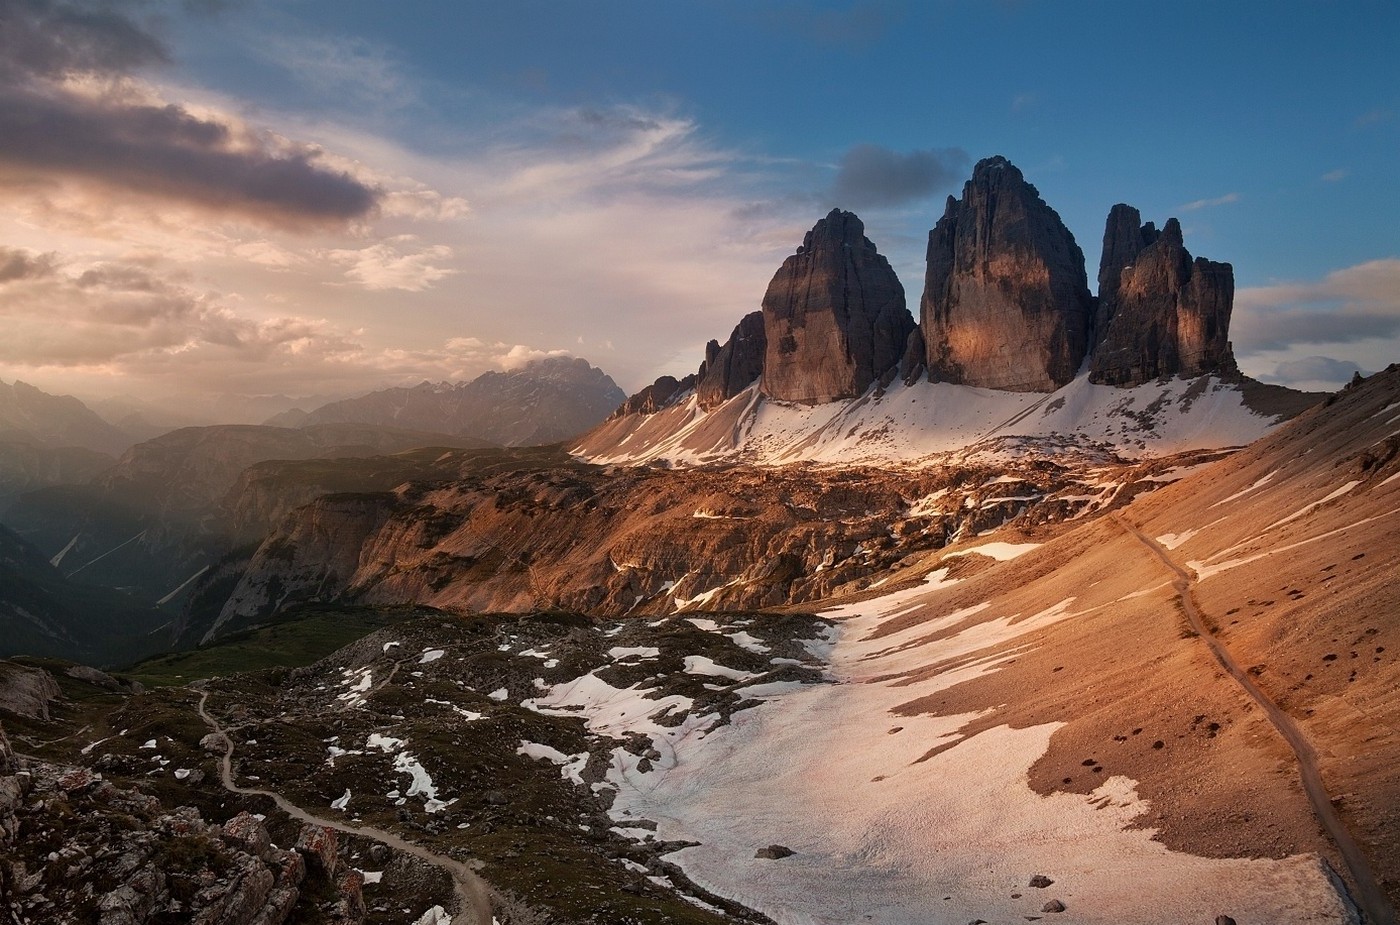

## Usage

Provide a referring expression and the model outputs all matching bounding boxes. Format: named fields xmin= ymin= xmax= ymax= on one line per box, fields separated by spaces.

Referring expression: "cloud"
xmin=1011 ymin=92 xmax=1036 ymax=112
xmin=1232 ymin=259 xmax=1400 ymax=352
xmin=1178 ymin=192 xmax=1240 ymax=212
xmin=829 ymin=144 xmax=969 ymax=210
xmin=324 ymin=237 xmax=457 ymax=291
xmin=0 ymin=0 xmax=381 ymax=228
xmin=0 ymin=245 xmax=57 ymax=282
xmin=1321 ymin=168 xmax=1348 ymax=182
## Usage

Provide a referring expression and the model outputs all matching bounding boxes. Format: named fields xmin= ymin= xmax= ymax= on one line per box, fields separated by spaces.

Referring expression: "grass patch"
xmin=124 ymin=605 xmax=434 ymax=686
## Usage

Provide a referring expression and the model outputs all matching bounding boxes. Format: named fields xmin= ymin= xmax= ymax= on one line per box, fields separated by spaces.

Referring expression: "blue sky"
xmin=1 ymin=0 xmax=1396 ymax=414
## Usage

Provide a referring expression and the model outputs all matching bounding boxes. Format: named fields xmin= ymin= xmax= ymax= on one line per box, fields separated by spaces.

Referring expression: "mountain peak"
xmin=761 ymin=210 xmax=914 ymax=404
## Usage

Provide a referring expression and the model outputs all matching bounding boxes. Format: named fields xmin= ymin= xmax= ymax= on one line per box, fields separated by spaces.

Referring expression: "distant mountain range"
xmin=268 ymin=356 xmax=627 ymax=447
xmin=0 ymin=378 xmax=131 ymax=456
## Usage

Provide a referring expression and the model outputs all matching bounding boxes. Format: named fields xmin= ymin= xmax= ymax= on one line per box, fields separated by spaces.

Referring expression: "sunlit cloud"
xmin=323 ymin=237 xmax=457 ymax=291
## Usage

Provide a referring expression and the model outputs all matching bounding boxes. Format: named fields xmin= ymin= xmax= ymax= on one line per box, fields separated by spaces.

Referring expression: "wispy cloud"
xmin=1321 ymin=168 xmax=1348 ymax=183
xmin=1178 ymin=192 xmax=1240 ymax=212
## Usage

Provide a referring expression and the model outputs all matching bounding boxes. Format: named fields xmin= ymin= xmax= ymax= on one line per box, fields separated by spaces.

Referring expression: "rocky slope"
xmin=271 ymin=357 xmax=626 ymax=447
xmin=759 ymin=210 xmax=914 ymax=404
xmin=920 ymin=156 xmax=1095 ymax=391
xmin=203 ymin=443 xmax=1233 ymax=645
xmin=0 ymin=524 xmax=166 ymax=664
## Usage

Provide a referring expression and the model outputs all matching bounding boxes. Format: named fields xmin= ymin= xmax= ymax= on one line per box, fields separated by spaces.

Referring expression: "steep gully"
xmin=1114 ymin=515 xmax=1397 ymax=925
xmin=195 ymin=688 xmax=497 ymax=925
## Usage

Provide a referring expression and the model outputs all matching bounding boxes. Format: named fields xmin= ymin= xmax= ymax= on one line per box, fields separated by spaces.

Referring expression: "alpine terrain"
xmin=2 ymin=157 xmax=1396 ymax=925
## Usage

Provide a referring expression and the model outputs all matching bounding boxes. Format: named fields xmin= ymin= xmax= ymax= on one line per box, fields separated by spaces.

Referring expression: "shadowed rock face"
xmin=761 ymin=209 xmax=914 ymax=404
xmin=1090 ymin=214 xmax=1238 ymax=386
xmin=611 ymin=374 xmax=696 ymax=418
xmin=697 ymin=311 xmax=766 ymax=410
xmin=920 ymin=156 xmax=1094 ymax=391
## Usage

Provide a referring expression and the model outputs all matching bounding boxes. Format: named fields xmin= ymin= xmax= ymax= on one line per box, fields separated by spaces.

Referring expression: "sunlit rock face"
xmin=760 ymin=210 xmax=915 ymax=404
xmin=920 ymin=156 xmax=1094 ymax=391
xmin=1090 ymin=208 xmax=1238 ymax=386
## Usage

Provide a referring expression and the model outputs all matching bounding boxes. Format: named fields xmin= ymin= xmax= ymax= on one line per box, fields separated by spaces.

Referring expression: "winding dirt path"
xmin=1115 ymin=514 xmax=1396 ymax=925
xmin=195 ymin=689 xmax=496 ymax=925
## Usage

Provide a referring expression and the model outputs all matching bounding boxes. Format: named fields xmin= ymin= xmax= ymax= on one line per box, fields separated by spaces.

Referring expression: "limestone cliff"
xmin=697 ymin=311 xmax=766 ymax=410
xmin=1090 ymin=213 xmax=1238 ymax=385
xmin=920 ymin=156 xmax=1094 ymax=391
xmin=761 ymin=210 xmax=914 ymax=404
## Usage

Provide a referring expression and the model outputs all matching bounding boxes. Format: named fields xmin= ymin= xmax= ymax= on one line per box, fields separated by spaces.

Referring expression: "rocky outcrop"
xmin=0 ymin=754 xmax=361 ymax=925
xmin=697 ymin=311 xmax=766 ymax=410
xmin=920 ymin=156 xmax=1094 ymax=391
xmin=761 ymin=210 xmax=915 ymax=404
xmin=611 ymin=374 xmax=696 ymax=418
xmin=0 ymin=662 xmax=61 ymax=719
xmin=1090 ymin=214 xmax=1238 ymax=385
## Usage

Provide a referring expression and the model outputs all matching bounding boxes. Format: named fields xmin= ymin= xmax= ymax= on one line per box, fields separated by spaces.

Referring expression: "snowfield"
xmin=574 ymin=373 xmax=1284 ymax=468
xmin=574 ymin=572 xmax=1357 ymax=924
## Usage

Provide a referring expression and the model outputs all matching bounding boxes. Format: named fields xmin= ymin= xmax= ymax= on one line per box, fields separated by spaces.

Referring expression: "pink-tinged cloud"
xmin=0 ymin=0 xmax=380 ymax=229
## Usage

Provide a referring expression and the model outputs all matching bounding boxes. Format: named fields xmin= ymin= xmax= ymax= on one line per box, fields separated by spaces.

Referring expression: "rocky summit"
xmin=1091 ymin=209 xmax=1238 ymax=386
xmin=697 ymin=311 xmax=766 ymax=411
xmin=760 ymin=209 xmax=915 ymax=404
xmin=920 ymin=156 xmax=1095 ymax=392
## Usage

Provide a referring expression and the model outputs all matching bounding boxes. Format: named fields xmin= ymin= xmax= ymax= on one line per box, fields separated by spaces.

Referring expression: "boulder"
xmin=761 ymin=209 xmax=915 ymax=403
xmin=697 ymin=311 xmax=766 ymax=409
xmin=294 ymin=823 xmax=338 ymax=876
xmin=65 ymin=664 xmax=121 ymax=690
xmin=0 ymin=662 xmax=61 ymax=720
xmin=1089 ymin=215 xmax=1238 ymax=385
xmin=920 ymin=156 xmax=1094 ymax=391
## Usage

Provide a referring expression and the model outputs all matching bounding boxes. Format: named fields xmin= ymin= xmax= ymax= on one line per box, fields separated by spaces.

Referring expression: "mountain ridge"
xmin=268 ymin=356 xmax=626 ymax=448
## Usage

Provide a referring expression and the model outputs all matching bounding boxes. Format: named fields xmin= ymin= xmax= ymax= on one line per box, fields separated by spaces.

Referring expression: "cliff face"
xmin=697 ymin=311 xmax=766 ymax=410
xmin=760 ymin=210 xmax=914 ymax=404
xmin=598 ymin=157 xmax=1251 ymax=428
xmin=920 ymin=156 xmax=1094 ymax=392
xmin=1090 ymin=214 xmax=1237 ymax=385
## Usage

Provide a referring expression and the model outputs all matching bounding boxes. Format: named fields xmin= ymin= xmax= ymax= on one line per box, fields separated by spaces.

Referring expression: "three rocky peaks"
xmin=618 ymin=155 xmax=1238 ymax=416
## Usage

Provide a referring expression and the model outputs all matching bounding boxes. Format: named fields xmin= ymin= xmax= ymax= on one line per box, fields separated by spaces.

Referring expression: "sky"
xmin=0 ymin=0 xmax=1397 ymax=420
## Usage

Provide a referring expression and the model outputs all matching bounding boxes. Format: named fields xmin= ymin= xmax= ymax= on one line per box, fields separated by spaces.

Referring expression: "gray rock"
xmin=0 ymin=662 xmax=61 ymax=720
xmin=1029 ymin=874 xmax=1054 ymax=888
xmin=761 ymin=209 xmax=915 ymax=404
xmin=754 ymin=844 xmax=794 ymax=859
xmin=921 ymin=156 xmax=1093 ymax=391
xmin=697 ymin=311 xmax=766 ymax=410
xmin=1042 ymin=899 xmax=1066 ymax=913
xmin=65 ymin=664 xmax=121 ymax=690
xmin=1215 ymin=917 xmax=1237 ymax=925
xmin=200 ymin=732 xmax=230 ymax=754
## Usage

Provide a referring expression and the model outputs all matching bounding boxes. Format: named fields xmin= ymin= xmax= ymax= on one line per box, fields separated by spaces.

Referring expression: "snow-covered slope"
xmin=574 ymin=373 xmax=1306 ymax=467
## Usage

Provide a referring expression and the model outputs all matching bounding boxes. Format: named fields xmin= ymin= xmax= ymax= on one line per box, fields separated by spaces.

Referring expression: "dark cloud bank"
xmin=0 ymin=0 xmax=380 ymax=227
xmin=830 ymin=144 xmax=969 ymax=210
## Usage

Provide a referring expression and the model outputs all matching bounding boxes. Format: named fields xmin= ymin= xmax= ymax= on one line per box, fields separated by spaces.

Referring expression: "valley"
xmin=2 ymin=152 xmax=1396 ymax=925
